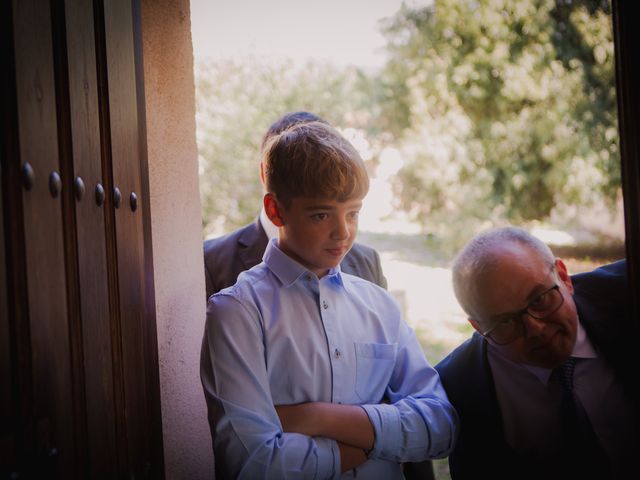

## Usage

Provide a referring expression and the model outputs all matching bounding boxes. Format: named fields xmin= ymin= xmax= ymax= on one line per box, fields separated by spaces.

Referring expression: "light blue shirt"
xmin=201 ymin=239 xmax=458 ymax=479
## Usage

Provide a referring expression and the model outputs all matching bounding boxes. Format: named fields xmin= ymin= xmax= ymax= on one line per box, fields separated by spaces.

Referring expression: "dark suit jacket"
xmin=204 ymin=217 xmax=388 ymax=298
xmin=435 ymin=260 xmax=638 ymax=480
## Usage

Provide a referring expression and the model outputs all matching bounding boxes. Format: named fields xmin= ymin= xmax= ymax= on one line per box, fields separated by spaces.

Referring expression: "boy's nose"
xmin=331 ymin=219 xmax=350 ymax=240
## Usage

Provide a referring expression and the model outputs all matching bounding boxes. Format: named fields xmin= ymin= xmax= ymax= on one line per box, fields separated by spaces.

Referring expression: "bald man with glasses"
xmin=436 ymin=226 xmax=638 ymax=480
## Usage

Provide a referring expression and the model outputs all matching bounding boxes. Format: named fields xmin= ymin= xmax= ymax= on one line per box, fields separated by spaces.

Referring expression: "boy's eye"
xmin=348 ymin=211 xmax=360 ymax=219
xmin=312 ymin=213 xmax=328 ymax=221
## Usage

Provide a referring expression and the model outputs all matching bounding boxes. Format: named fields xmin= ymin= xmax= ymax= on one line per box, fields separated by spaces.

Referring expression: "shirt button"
xmin=305 ymin=275 xmax=312 ymax=281
xmin=322 ymin=300 xmax=328 ymax=310
xmin=334 ymin=348 xmax=341 ymax=358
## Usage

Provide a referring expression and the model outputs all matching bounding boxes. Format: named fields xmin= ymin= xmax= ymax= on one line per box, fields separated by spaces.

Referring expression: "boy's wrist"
xmin=359 ymin=405 xmax=375 ymax=455
xmin=289 ymin=402 xmax=375 ymax=450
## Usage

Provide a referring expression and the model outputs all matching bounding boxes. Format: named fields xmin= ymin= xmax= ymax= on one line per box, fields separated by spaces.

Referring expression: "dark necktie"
xmin=553 ymin=357 xmax=610 ymax=477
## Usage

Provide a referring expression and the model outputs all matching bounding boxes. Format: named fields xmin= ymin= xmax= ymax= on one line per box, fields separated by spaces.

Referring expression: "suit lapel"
xmin=238 ymin=218 xmax=269 ymax=271
xmin=574 ymin=290 xmax=636 ymax=402
xmin=340 ymin=255 xmax=358 ymax=276
xmin=465 ymin=334 xmax=504 ymax=424
xmin=469 ymin=334 xmax=514 ymax=458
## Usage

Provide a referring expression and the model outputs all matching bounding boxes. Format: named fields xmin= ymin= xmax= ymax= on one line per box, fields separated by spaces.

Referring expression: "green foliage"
xmin=196 ymin=58 xmax=384 ymax=236
xmin=196 ymin=0 xmax=618 ymax=246
xmin=380 ymin=0 xmax=618 ymax=239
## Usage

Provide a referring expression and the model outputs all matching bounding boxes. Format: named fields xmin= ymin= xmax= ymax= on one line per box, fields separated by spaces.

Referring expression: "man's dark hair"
xmin=261 ymin=111 xmax=327 ymax=150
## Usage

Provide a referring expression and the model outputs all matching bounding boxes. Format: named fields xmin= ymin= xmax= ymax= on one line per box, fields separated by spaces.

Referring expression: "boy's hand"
xmin=275 ymin=402 xmax=374 ymax=451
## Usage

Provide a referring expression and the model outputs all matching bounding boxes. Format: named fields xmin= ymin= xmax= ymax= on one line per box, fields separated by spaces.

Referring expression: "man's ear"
xmin=468 ymin=317 xmax=483 ymax=334
xmin=264 ymin=193 xmax=284 ymax=227
xmin=554 ymin=258 xmax=574 ymax=294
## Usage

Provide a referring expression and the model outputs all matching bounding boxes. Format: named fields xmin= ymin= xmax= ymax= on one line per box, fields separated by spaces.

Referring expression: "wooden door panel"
xmin=2 ymin=2 xmax=26 ymax=475
xmin=63 ymin=0 xmax=118 ymax=476
xmin=102 ymin=0 xmax=161 ymax=476
xmin=12 ymin=0 xmax=75 ymax=475
xmin=0 ymin=156 xmax=13 ymax=471
xmin=3 ymin=1 xmax=163 ymax=477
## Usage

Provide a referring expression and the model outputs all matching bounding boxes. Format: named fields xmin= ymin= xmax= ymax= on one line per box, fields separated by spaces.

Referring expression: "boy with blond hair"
xmin=200 ymin=121 xmax=457 ymax=479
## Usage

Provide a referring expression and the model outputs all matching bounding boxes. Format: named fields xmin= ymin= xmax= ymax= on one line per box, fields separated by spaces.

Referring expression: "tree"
xmin=380 ymin=0 xmax=617 ymax=240
xmin=196 ymin=57 xmax=383 ymax=237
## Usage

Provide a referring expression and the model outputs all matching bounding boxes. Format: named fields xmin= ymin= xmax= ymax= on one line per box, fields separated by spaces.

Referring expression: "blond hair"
xmin=262 ymin=121 xmax=369 ymax=206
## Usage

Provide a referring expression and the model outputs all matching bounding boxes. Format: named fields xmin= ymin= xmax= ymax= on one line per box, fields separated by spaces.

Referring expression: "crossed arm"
xmin=203 ymin=292 xmax=458 ymax=478
xmin=275 ymin=402 xmax=375 ymax=471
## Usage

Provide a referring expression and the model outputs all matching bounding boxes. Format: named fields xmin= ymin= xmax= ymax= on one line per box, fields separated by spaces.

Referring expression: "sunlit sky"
xmin=190 ymin=0 xmax=427 ymax=69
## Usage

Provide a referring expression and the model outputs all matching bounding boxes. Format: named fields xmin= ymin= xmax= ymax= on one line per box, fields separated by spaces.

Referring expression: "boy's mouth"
xmin=326 ymin=247 xmax=347 ymax=257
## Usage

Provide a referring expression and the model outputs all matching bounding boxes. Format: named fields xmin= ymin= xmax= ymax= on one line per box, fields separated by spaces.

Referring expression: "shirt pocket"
xmin=353 ymin=342 xmax=397 ymax=403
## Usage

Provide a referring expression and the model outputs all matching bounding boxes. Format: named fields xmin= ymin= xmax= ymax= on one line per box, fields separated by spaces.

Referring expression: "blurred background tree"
xmin=379 ymin=0 xmax=617 ymax=248
xmin=197 ymin=0 xmax=618 ymax=252
xmin=196 ymin=59 xmax=383 ymax=237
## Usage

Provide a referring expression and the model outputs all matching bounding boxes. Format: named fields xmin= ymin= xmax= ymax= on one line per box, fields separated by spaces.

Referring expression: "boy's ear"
xmin=264 ymin=193 xmax=284 ymax=227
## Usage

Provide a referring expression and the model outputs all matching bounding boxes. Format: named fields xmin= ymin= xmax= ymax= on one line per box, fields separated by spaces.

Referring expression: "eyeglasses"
xmin=481 ymin=284 xmax=564 ymax=345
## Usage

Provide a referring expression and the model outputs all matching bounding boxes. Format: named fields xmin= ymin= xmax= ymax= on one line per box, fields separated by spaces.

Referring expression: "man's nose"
xmin=522 ymin=313 xmax=547 ymax=337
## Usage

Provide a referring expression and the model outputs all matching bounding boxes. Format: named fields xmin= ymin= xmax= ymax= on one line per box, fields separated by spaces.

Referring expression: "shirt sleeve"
xmin=360 ymin=322 xmax=459 ymax=463
xmin=200 ymin=293 xmax=341 ymax=479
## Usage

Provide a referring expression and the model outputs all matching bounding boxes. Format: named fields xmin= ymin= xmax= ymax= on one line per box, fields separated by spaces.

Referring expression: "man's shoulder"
xmin=349 ymin=241 xmax=377 ymax=256
xmin=435 ymin=333 xmax=494 ymax=415
xmin=436 ymin=333 xmax=485 ymax=380
xmin=343 ymin=242 xmax=387 ymax=288
xmin=347 ymin=242 xmax=379 ymax=263
xmin=572 ymin=259 xmax=629 ymax=345
xmin=571 ymin=259 xmax=627 ymax=286
xmin=204 ymin=222 xmax=257 ymax=257
xmin=571 ymin=259 xmax=628 ymax=306
xmin=203 ymin=220 xmax=267 ymax=297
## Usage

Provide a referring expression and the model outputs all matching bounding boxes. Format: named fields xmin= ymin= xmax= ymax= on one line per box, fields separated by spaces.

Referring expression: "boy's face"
xmin=265 ymin=194 xmax=362 ymax=278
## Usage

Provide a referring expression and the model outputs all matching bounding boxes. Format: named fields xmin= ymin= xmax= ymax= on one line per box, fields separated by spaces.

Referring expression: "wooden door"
xmin=1 ymin=0 xmax=163 ymax=478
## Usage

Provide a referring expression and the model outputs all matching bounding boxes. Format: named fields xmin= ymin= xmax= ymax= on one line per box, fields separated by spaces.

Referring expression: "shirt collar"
xmin=263 ymin=238 xmax=345 ymax=288
xmin=571 ymin=317 xmax=598 ymax=359
xmin=327 ymin=268 xmax=347 ymax=290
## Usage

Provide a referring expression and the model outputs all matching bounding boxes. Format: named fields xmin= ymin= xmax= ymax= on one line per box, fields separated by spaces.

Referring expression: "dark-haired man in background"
xmin=204 ymin=111 xmax=387 ymax=297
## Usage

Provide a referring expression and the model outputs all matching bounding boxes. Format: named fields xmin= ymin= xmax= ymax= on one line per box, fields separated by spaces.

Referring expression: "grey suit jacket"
xmin=204 ymin=217 xmax=388 ymax=298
